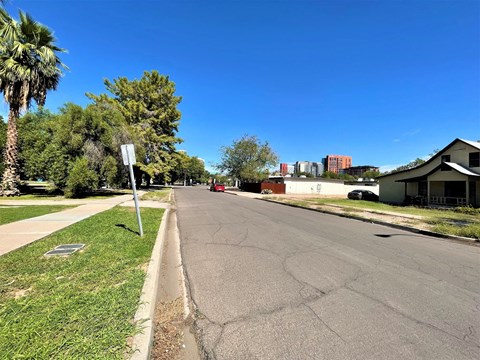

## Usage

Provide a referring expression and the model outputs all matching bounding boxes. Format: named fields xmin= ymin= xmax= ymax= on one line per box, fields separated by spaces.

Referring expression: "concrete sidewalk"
xmin=0 ymin=192 xmax=170 ymax=256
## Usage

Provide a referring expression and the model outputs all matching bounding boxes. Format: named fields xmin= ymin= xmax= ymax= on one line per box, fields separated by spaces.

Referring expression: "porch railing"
xmin=429 ymin=196 xmax=467 ymax=206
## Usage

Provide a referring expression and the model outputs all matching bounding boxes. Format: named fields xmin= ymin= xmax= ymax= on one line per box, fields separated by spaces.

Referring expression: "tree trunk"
xmin=1 ymin=107 xmax=21 ymax=196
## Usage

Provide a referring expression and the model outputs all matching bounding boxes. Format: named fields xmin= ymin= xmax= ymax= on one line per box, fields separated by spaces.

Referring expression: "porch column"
xmin=427 ymin=181 xmax=430 ymax=206
xmin=466 ymin=179 xmax=470 ymax=206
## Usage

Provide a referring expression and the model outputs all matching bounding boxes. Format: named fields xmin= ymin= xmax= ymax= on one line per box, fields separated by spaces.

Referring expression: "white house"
xmin=378 ymin=138 xmax=480 ymax=207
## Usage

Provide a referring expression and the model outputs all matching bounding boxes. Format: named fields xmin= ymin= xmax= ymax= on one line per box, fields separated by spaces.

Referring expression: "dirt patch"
xmin=7 ymin=287 xmax=32 ymax=299
xmin=271 ymin=198 xmax=430 ymax=231
xmin=319 ymin=204 xmax=429 ymax=229
xmin=151 ymin=297 xmax=185 ymax=360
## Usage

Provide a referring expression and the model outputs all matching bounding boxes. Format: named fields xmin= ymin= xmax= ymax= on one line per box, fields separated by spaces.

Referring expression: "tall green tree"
xmin=17 ymin=103 xmax=132 ymax=196
xmin=0 ymin=9 xmax=67 ymax=195
xmin=88 ymin=70 xmax=182 ymax=184
xmin=217 ymin=135 xmax=279 ymax=183
xmin=17 ymin=108 xmax=55 ymax=180
xmin=170 ymin=151 xmax=206 ymax=184
xmin=386 ymin=158 xmax=426 ymax=175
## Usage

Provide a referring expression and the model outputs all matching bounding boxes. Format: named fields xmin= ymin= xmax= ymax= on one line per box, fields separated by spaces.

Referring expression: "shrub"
xmin=64 ymin=157 xmax=98 ymax=198
xmin=454 ymin=205 xmax=480 ymax=216
xmin=101 ymin=155 xmax=120 ymax=188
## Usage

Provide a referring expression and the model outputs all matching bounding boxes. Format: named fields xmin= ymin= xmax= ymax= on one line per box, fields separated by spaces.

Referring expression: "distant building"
xmin=311 ymin=162 xmax=324 ymax=177
xmin=343 ymin=165 xmax=379 ymax=177
xmin=280 ymin=163 xmax=295 ymax=176
xmin=324 ymin=155 xmax=352 ymax=174
xmin=295 ymin=161 xmax=309 ymax=174
xmin=294 ymin=161 xmax=324 ymax=177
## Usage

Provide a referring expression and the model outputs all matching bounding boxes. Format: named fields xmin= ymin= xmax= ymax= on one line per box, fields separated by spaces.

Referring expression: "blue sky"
xmin=3 ymin=0 xmax=479 ymax=172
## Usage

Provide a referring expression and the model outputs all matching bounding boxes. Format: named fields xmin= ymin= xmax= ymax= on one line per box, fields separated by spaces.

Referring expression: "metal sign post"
xmin=121 ymin=144 xmax=143 ymax=237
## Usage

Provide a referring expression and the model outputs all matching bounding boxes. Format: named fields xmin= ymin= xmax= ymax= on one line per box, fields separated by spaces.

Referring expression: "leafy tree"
xmin=0 ymin=9 xmax=67 ymax=195
xmin=64 ymin=157 xmax=98 ymax=198
xmin=170 ymin=152 xmax=206 ymax=184
xmin=383 ymin=149 xmax=440 ymax=175
xmin=296 ymin=172 xmax=314 ymax=178
xmin=170 ymin=151 xmax=189 ymax=184
xmin=17 ymin=102 xmax=132 ymax=195
xmin=17 ymin=109 xmax=59 ymax=181
xmin=189 ymin=156 xmax=206 ymax=183
xmin=210 ymin=173 xmax=231 ymax=186
xmin=88 ymin=70 xmax=182 ymax=184
xmin=322 ymin=171 xmax=340 ymax=179
xmin=217 ymin=135 xmax=279 ymax=183
xmin=338 ymin=173 xmax=355 ymax=181
xmin=101 ymin=155 xmax=120 ymax=188
xmin=321 ymin=171 xmax=354 ymax=181
xmin=386 ymin=158 xmax=426 ymax=174
xmin=199 ymin=169 xmax=211 ymax=185
xmin=362 ymin=170 xmax=380 ymax=179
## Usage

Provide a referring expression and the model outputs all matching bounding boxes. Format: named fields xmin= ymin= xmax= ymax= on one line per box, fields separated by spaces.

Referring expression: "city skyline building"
xmin=343 ymin=165 xmax=379 ymax=177
xmin=324 ymin=155 xmax=352 ymax=174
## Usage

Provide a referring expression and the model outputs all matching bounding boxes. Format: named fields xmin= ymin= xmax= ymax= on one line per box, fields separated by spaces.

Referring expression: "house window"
xmin=441 ymin=155 xmax=450 ymax=163
xmin=469 ymin=152 xmax=480 ymax=167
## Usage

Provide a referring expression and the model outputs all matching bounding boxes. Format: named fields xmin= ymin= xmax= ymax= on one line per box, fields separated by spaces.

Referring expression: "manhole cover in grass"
xmin=44 ymin=244 xmax=85 ymax=256
xmin=55 ymin=244 xmax=85 ymax=250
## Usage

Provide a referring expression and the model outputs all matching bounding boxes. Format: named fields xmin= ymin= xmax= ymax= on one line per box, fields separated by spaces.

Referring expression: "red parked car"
xmin=210 ymin=183 xmax=225 ymax=192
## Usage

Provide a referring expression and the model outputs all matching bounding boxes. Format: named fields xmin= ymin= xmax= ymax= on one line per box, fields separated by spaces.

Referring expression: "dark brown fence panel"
xmin=241 ymin=182 xmax=286 ymax=194
xmin=242 ymin=183 xmax=262 ymax=193
xmin=261 ymin=182 xmax=285 ymax=194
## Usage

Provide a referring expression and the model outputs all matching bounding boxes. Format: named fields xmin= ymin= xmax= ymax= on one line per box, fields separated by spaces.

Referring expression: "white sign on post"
xmin=120 ymin=144 xmax=143 ymax=237
xmin=121 ymin=144 xmax=136 ymax=165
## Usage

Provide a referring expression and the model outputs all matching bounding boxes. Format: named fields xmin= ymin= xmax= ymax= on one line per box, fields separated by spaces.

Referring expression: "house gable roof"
xmin=395 ymin=162 xmax=480 ymax=182
xmin=444 ymin=162 xmax=480 ymax=177
xmin=378 ymin=138 xmax=480 ymax=179
xmin=462 ymin=139 xmax=480 ymax=151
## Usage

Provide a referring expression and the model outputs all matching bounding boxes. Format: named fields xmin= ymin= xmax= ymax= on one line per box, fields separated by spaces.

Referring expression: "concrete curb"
xmin=130 ymin=208 xmax=170 ymax=360
xmin=260 ymin=198 xmax=479 ymax=245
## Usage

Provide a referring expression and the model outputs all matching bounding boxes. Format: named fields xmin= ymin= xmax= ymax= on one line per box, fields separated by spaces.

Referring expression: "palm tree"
xmin=0 ymin=9 xmax=67 ymax=195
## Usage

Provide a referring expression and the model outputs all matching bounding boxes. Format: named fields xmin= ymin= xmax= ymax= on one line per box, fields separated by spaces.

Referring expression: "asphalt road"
xmin=175 ymin=187 xmax=480 ymax=360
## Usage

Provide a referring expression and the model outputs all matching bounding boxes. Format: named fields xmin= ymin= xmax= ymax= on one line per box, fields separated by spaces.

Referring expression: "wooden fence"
xmin=242 ymin=182 xmax=286 ymax=194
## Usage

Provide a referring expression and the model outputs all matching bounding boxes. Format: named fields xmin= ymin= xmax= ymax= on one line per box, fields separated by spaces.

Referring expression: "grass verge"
xmin=0 ymin=205 xmax=75 ymax=225
xmin=270 ymin=197 xmax=480 ymax=239
xmin=141 ymin=188 xmax=172 ymax=202
xmin=0 ymin=206 xmax=164 ymax=359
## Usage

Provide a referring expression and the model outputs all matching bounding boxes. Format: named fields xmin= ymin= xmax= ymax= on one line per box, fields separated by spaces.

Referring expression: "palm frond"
xmin=0 ymin=9 xmax=67 ymax=110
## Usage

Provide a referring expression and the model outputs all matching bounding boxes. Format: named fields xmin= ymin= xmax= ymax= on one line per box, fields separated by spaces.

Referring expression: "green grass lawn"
xmin=0 ymin=182 xmax=132 ymax=201
xmin=0 ymin=205 xmax=75 ymax=225
xmin=0 ymin=206 xmax=164 ymax=359
xmin=141 ymin=188 xmax=172 ymax=202
xmin=0 ymin=194 xmax=66 ymax=201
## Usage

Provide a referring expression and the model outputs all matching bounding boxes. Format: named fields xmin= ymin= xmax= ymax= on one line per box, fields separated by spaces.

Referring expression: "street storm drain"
xmin=44 ymin=244 xmax=85 ymax=257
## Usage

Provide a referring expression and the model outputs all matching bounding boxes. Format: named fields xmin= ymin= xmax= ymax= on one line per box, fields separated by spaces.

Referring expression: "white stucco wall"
xmin=283 ymin=179 xmax=378 ymax=196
